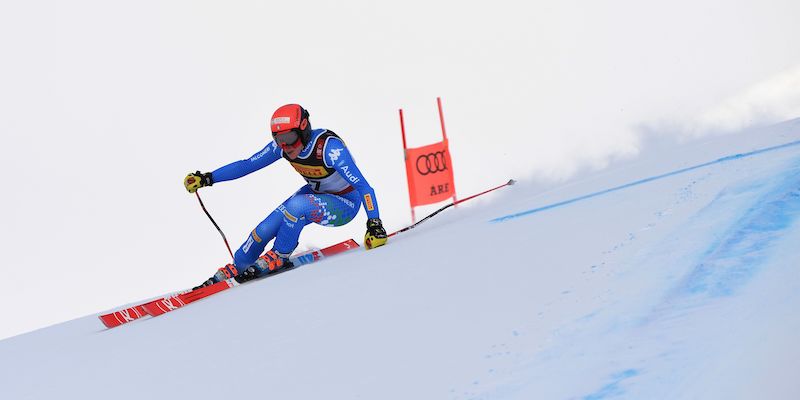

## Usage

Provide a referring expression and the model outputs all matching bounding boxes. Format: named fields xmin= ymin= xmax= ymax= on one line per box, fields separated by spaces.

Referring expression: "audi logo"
xmin=416 ymin=151 xmax=448 ymax=175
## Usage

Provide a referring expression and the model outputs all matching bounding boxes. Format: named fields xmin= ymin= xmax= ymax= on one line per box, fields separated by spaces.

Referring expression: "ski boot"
xmin=193 ymin=263 xmax=239 ymax=290
xmin=235 ymin=250 xmax=293 ymax=283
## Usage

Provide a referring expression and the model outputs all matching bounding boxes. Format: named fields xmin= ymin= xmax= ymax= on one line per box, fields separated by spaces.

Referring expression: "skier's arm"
xmin=323 ymin=138 xmax=380 ymax=220
xmin=211 ymin=142 xmax=282 ymax=183
xmin=324 ymin=137 xmax=387 ymax=249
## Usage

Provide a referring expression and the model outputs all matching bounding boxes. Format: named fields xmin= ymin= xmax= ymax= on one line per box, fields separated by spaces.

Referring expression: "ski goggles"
xmin=272 ymin=129 xmax=302 ymax=148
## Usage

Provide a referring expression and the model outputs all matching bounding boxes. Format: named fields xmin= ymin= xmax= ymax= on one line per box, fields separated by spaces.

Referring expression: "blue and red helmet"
xmin=270 ymin=104 xmax=311 ymax=149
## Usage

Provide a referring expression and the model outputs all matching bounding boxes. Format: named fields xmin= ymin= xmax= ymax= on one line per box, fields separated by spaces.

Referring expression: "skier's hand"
xmin=364 ymin=218 xmax=388 ymax=250
xmin=184 ymin=171 xmax=213 ymax=193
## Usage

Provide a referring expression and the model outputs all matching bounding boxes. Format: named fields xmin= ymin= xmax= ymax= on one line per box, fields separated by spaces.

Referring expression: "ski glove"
xmin=184 ymin=171 xmax=213 ymax=193
xmin=364 ymin=218 xmax=388 ymax=250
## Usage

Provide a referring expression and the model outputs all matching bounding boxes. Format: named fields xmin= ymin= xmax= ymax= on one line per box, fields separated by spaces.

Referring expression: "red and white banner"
xmin=399 ymin=98 xmax=458 ymax=222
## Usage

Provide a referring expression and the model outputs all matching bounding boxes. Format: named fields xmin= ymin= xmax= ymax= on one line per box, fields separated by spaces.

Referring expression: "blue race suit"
xmin=211 ymin=129 xmax=380 ymax=269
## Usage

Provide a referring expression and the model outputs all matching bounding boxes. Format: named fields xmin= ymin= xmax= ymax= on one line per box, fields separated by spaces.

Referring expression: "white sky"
xmin=1 ymin=0 xmax=799 ymax=340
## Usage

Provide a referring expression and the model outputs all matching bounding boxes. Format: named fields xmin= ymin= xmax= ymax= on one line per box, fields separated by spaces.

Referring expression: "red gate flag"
xmin=405 ymin=139 xmax=455 ymax=207
xmin=399 ymin=97 xmax=458 ymax=222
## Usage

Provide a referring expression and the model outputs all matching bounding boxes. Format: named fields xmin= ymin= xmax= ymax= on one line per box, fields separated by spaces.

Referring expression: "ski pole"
xmin=195 ymin=192 xmax=235 ymax=262
xmin=389 ymin=179 xmax=516 ymax=238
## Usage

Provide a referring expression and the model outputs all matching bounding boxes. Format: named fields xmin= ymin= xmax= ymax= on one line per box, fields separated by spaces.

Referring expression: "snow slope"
xmin=1 ymin=120 xmax=799 ymax=399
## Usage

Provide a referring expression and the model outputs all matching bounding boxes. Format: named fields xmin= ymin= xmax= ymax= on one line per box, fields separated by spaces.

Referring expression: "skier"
xmin=184 ymin=104 xmax=388 ymax=288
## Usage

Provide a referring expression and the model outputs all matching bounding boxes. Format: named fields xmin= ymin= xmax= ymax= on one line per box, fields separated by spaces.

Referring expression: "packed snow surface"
xmin=2 ymin=120 xmax=800 ymax=399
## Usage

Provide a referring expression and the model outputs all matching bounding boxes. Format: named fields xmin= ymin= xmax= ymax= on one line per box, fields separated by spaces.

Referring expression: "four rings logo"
xmin=416 ymin=151 xmax=448 ymax=175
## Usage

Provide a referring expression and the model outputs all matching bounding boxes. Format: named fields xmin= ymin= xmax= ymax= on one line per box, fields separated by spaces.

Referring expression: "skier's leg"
xmin=194 ymin=205 xmax=284 ymax=288
xmin=235 ymin=188 xmax=363 ymax=283
xmin=272 ymin=189 xmax=362 ymax=255
xmin=195 ymin=188 xmax=319 ymax=288
xmin=232 ymin=186 xmax=315 ymax=268
xmin=231 ymin=211 xmax=283 ymax=269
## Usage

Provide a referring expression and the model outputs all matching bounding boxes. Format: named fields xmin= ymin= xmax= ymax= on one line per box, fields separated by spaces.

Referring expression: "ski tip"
xmin=508 ymin=179 xmax=517 ymax=185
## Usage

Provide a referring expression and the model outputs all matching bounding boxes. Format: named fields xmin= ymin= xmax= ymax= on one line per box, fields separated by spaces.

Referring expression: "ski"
xmin=98 ymin=238 xmax=360 ymax=328
xmin=98 ymin=303 xmax=158 ymax=328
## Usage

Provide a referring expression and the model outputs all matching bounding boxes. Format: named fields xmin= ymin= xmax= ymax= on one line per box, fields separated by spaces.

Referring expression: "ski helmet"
xmin=270 ymin=104 xmax=311 ymax=147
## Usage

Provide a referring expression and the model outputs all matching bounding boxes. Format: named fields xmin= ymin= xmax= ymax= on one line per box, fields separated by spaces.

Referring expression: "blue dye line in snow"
xmin=491 ymin=139 xmax=800 ymax=223
xmin=680 ymin=163 xmax=800 ymax=297
xmin=582 ymin=369 xmax=640 ymax=400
